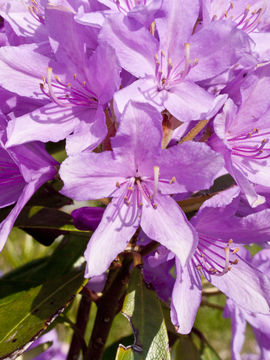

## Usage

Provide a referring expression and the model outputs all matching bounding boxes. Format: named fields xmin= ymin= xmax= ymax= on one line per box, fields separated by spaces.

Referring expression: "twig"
xmin=86 ymin=255 xmax=133 ymax=360
xmin=67 ymin=293 xmax=91 ymax=360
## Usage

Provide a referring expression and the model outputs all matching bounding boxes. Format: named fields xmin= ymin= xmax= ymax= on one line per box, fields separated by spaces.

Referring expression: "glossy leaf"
xmin=121 ymin=266 xmax=171 ymax=360
xmin=0 ymin=234 xmax=88 ymax=359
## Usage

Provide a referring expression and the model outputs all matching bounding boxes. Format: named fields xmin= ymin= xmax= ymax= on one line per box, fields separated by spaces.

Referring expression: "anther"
xmin=232 ymin=248 xmax=239 ymax=254
xmin=128 ymin=186 xmax=133 ymax=191
xmin=153 ymin=203 xmax=158 ymax=209
xmin=170 ymin=176 xmax=176 ymax=184
xmin=228 ymin=239 xmax=233 ymax=244
xmin=83 ymin=81 xmax=86 ymax=87
xmin=116 ymin=181 xmax=121 ymax=188
xmin=168 ymin=58 xmax=173 ymax=68
xmin=55 ymin=75 xmax=61 ymax=82
xmin=232 ymin=259 xmax=238 ymax=264
xmin=139 ymin=202 xmax=143 ymax=207
xmin=196 ymin=265 xmax=201 ymax=271
xmin=73 ymin=73 xmax=77 ymax=80
xmin=161 ymin=50 xmax=165 ymax=57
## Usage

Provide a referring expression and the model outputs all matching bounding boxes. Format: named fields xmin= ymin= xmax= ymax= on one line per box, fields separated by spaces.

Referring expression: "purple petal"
xmin=210 ymin=253 xmax=270 ymax=314
xmin=171 ymin=258 xmax=202 ymax=334
xmin=111 ymin=101 xmax=163 ymax=170
xmin=140 ymin=193 xmax=198 ymax=266
xmin=99 ymin=14 xmax=157 ymax=78
xmin=60 ymin=151 xmax=133 ymax=200
xmin=84 ymin=197 xmax=140 ymax=277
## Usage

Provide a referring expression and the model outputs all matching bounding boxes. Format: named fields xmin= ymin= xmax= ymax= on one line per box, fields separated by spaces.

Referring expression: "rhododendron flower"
xmin=60 ymin=101 xmax=223 ymax=277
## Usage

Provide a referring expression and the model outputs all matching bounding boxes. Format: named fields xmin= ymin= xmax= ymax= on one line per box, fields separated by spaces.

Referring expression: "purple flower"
xmin=223 ymin=249 xmax=270 ymax=360
xmin=148 ymin=187 xmax=270 ymax=334
xmin=0 ymin=6 xmax=121 ymax=155
xmin=60 ymin=101 xmax=223 ymax=277
xmin=209 ymin=66 xmax=270 ymax=207
xmin=100 ymin=0 xmax=252 ymax=121
xmin=75 ymin=0 xmax=164 ymax=28
xmin=0 ymin=115 xmax=58 ymax=251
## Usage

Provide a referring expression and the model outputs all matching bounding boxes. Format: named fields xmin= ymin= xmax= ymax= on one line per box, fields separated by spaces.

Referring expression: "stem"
xmin=67 ymin=292 xmax=92 ymax=360
xmin=86 ymin=255 xmax=132 ymax=360
xmin=139 ymin=240 xmax=160 ymax=257
xmin=178 ymin=119 xmax=209 ymax=144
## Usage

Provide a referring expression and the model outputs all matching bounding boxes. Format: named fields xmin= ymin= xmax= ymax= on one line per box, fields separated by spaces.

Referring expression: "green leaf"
xmin=171 ymin=336 xmax=200 ymax=360
xmin=120 ymin=267 xmax=171 ymax=360
xmin=0 ymin=234 xmax=88 ymax=359
xmin=15 ymin=206 xmax=90 ymax=246
xmin=200 ymin=345 xmax=221 ymax=360
xmin=115 ymin=346 xmax=134 ymax=360
xmin=103 ymin=335 xmax=134 ymax=360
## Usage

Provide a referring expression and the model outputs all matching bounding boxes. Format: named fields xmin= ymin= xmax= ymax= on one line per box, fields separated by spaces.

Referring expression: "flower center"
xmin=192 ymin=236 xmax=239 ymax=277
xmin=40 ymin=68 xmax=98 ymax=109
xmin=28 ymin=0 xmax=45 ymax=25
xmin=154 ymin=44 xmax=198 ymax=91
xmin=114 ymin=166 xmax=176 ymax=209
xmin=212 ymin=1 xmax=266 ymax=33
xmin=228 ymin=127 xmax=270 ymax=160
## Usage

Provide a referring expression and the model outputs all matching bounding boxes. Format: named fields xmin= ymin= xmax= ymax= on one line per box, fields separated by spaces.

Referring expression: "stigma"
xmin=154 ymin=45 xmax=198 ymax=91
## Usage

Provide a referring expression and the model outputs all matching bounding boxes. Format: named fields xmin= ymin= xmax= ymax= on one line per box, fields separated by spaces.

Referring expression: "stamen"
xmin=169 ymin=176 xmax=176 ymax=184
xmin=46 ymin=67 xmax=72 ymax=107
xmin=214 ymin=246 xmax=230 ymax=276
xmin=116 ymin=181 xmax=121 ymax=188
xmin=152 ymin=166 xmax=160 ymax=200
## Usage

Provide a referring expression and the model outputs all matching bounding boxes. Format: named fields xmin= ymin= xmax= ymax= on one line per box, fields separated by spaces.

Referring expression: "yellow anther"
xmin=170 ymin=176 xmax=176 ymax=184
xmin=42 ymin=75 xmax=46 ymax=83
xmin=194 ymin=58 xmax=199 ymax=65
xmin=55 ymin=75 xmax=61 ymax=82
xmin=116 ymin=181 xmax=121 ymax=188
xmin=83 ymin=81 xmax=86 ymax=87
xmin=231 ymin=1 xmax=234 ymax=8
xmin=154 ymin=53 xmax=159 ymax=61
xmin=168 ymin=58 xmax=173 ymax=68
xmin=196 ymin=265 xmax=201 ymax=270
xmin=228 ymin=239 xmax=233 ymax=244
xmin=128 ymin=186 xmax=133 ymax=191
xmin=228 ymin=266 xmax=232 ymax=271
xmin=40 ymin=83 xmax=44 ymax=89
xmin=232 ymin=248 xmax=239 ymax=254
xmin=246 ymin=5 xmax=251 ymax=11
xmin=139 ymin=202 xmax=143 ymax=207
xmin=248 ymin=132 xmax=252 ymax=137
xmin=224 ymin=10 xmax=228 ymax=17
xmin=73 ymin=73 xmax=77 ymax=80
xmin=32 ymin=0 xmax=38 ymax=4
xmin=232 ymin=259 xmax=239 ymax=264
xmin=153 ymin=203 xmax=158 ymax=209
xmin=161 ymin=50 xmax=165 ymax=57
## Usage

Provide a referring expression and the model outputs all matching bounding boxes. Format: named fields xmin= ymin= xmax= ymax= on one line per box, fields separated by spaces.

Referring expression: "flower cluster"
xmin=0 ymin=0 xmax=270 ymax=357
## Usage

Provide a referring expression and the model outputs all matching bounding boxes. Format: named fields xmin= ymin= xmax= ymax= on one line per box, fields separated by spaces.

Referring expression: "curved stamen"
xmin=46 ymin=68 xmax=73 ymax=107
